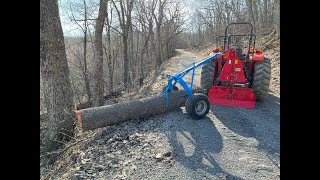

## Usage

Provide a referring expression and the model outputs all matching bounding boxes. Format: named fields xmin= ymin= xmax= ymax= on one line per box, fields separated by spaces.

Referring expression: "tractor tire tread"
xmin=185 ymin=93 xmax=210 ymax=120
xmin=252 ymin=58 xmax=271 ymax=101
xmin=200 ymin=60 xmax=216 ymax=93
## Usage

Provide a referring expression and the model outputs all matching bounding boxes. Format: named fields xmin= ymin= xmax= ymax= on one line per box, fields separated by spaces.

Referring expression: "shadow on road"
xmin=211 ymin=93 xmax=280 ymax=155
xmin=161 ymin=93 xmax=279 ymax=179
xmin=163 ymin=109 xmax=244 ymax=179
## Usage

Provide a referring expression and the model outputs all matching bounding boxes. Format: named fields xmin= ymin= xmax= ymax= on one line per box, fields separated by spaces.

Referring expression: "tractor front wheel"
xmin=252 ymin=58 xmax=271 ymax=101
xmin=185 ymin=93 xmax=210 ymax=119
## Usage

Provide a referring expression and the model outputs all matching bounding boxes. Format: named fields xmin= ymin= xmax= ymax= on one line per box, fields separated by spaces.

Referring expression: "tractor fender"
xmin=250 ymin=53 xmax=264 ymax=61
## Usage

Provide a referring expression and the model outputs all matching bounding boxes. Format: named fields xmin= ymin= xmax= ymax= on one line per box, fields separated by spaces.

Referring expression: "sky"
xmin=60 ymin=0 xmax=88 ymax=37
xmin=59 ymin=0 xmax=198 ymax=37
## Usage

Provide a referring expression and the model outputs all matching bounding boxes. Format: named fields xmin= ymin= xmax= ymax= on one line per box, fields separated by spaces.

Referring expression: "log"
xmin=75 ymin=89 xmax=199 ymax=131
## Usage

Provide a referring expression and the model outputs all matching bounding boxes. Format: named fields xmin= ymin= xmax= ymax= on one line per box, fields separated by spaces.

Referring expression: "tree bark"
xmin=252 ymin=0 xmax=259 ymax=31
xmin=246 ymin=0 xmax=255 ymax=29
xmin=112 ymin=0 xmax=133 ymax=90
xmin=83 ymin=0 xmax=92 ymax=106
xmin=76 ymin=89 xmax=199 ymax=131
xmin=105 ymin=2 xmax=113 ymax=93
xmin=93 ymin=0 xmax=108 ymax=106
xmin=40 ymin=0 xmax=75 ymax=151
xmin=263 ymin=0 xmax=268 ymax=27
xmin=273 ymin=0 xmax=280 ymax=38
xmin=153 ymin=0 xmax=166 ymax=68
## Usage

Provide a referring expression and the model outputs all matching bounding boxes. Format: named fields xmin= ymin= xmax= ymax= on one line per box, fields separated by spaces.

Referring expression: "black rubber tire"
xmin=185 ymin=93 xmax=210 ymax=120
xmin=252 ymin=58 xmax=271 ymax=101
xmin=162 ymin=85 xmax=179 ymax=92
xmin=200 ymin=60 xmax=216 ymax=93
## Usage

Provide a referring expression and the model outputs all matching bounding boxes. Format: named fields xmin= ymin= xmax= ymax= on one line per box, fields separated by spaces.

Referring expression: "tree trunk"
xmin=246 ymin=0 xmax=255 ymax=29
xmin=76 ymin=89 xmax=199 ymax=131
xmin=113 ymin=0 xmax=131 ymax=90
xmin=83 ymin=0 xmax=92 ymax=106
xmin=40 ymin=0 xmax=75 ymax=151
xmin=154 ymin=0 xmax=166 ymax=69
xmin=252 ymin=0 xmax=259 ymax=31
xmin=140 ymin=32 xmax=151 ymax=79
xmin=273 ymin=0 xmax=280 ymax=38
xmin=263 ymin=0 xmax=268 ymax=27
xmin=105 ymin=3 xmax=113 ymax=93
xmin=156 ymin=28 xmax=162 ymax=68
xmin=128 ymin=17 xmax=135 ymax=89
xmin=93 ymin=0 xmax=108 ymax=107
xmin=136 ymin=27 xmax=140 ymax=84
xmin=123 ymin=32 xmax=129 ymax=89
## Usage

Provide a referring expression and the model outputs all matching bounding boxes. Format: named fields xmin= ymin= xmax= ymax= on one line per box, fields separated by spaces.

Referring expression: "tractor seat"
xmin=230 ymin=44 xmax=244 ymax=60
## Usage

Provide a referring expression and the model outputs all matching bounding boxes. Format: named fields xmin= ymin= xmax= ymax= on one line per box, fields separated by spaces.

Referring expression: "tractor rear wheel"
xmin=185 ymin=93 xmax=210 ymax=120
xmin=252 ymin=58 xmax=271 ymax=101
xmin=201 ymin=60 xmax=216 ymax=93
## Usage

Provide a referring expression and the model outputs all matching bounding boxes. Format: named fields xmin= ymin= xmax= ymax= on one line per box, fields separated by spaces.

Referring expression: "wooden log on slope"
xmin=75 ymin=89 xmax=199 ymax=131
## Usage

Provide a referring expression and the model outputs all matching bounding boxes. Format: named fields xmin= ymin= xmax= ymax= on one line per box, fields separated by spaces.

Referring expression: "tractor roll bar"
xmin=216 ymin=34 xmax=256 ymax=49
xmin=224 ymin=22 xmax=254 ymax=37
xmin=223 ymin=22 xmax=254 ymax=52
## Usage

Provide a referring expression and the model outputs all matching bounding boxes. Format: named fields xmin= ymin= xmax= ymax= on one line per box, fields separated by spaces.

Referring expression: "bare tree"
xmin=263 ymin=0 xmax=268 ymax=27
xmin=45 ymin=0 xmax=279 ymax=111
xmin=68 ymin=0 xmax=92 ymax=106
xmin=161 ymin=1 xmax=186 ymax=58
xmin=273 ymin=0 xmax=280 ymax=37
xmin=112 ymin=0 xmax=135 ymax=89
xmin=188 ymin=0 xmax=279 ymax=48
xmin=93 ymin=0 xmax=108 ymax=106
xmin=136 ymin=0 xmax=156 ymax=80
xmin=153 ymin=0 xmax=167 ymax=69
xmin=245 ymin=0 xmax=255 ymax=28
xmin=40 ymin=0 xmax=75 ymax=151
xmin=104 ymin=1 xmax=114 ymax=93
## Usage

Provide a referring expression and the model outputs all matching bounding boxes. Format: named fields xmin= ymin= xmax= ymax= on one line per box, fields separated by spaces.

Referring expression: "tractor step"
xmin=208 ymin=86 xmax=256 ymax=108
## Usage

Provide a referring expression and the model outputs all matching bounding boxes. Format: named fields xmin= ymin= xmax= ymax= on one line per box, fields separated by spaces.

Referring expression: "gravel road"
xmin=135 ymin=49 xmax=280 ymax=179
xmin=53 ymin=49 xmax=280 ymax=180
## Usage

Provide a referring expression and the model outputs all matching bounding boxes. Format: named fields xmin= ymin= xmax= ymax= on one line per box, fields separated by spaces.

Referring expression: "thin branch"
xmin=110 ymin=25 xmax=123 ymax=35
xmin=40 ymin=139 xmax=85 ymax=158
xmin=73 ymin=18 xmax=97 ymax=21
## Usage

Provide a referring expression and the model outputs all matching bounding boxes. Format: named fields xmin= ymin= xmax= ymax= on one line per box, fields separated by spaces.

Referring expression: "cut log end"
xmin=75 ymin=111 xmax=83 ymax=129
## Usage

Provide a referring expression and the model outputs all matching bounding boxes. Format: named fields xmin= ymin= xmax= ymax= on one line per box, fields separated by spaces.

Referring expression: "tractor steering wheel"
xmin=230 ymin=44 xmax=243 ymax=55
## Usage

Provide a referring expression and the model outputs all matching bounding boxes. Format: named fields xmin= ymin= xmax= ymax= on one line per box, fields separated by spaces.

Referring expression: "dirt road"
xmin=147 ymin=49 xmax=204 ymax=94
xmin=53 ymin=49 xmax=280 ymax=180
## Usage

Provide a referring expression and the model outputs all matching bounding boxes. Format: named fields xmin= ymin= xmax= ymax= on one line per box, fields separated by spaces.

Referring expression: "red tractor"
xmin=200 ymin=22 xmax=271 ymax=109
xmin=162 ymin=22 xmax=271 ymax=119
